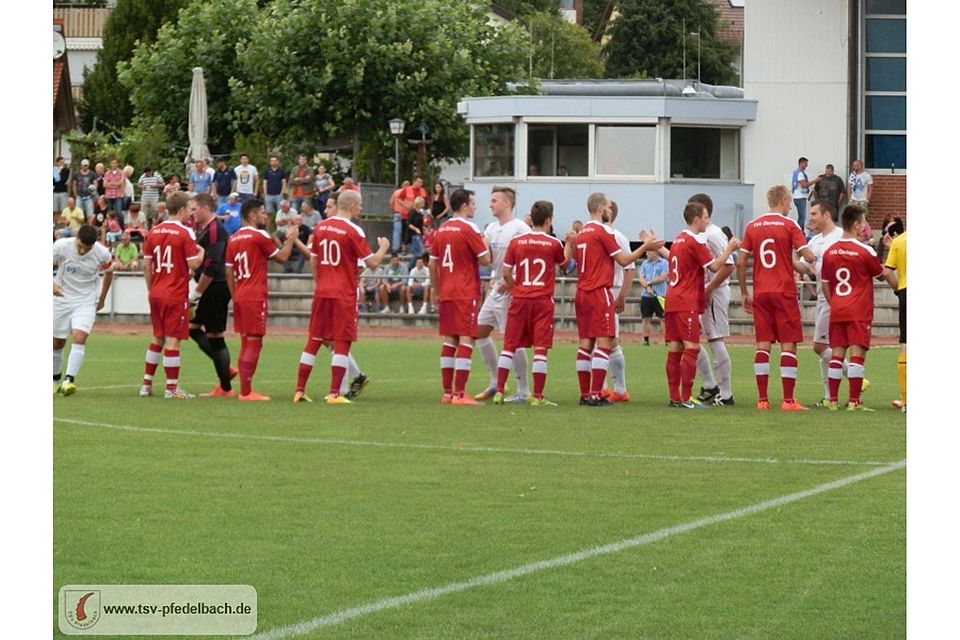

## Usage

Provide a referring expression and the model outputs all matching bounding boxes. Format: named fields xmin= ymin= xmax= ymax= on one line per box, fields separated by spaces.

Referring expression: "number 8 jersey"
xmin=740 ymin=213 xmax=809 ymax=294
xmin=142 ymin=220 xmax=200 ymax=302
xmin=820 ymin=239 xmax=884 ymax=322
xmin=310 ymin=217 xmax=375 ymax=301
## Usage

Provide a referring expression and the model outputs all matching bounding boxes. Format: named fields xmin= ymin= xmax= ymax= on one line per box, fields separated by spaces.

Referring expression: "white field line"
xmin=248 ymin=460 xmax=906 ymax=640
xmin=53 ymin=418 xmax=893 ymax=468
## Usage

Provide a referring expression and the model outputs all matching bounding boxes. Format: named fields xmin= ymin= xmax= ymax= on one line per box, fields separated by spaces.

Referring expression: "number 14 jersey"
xmin=142 ymin=220 xmax=200 ymax=302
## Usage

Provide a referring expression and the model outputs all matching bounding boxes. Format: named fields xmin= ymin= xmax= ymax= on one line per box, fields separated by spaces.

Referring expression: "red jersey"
xmin=574 ymin=220 xmax=623 ymax=291
xmin=665 ymin=230 xmax=714 ymax=313
xmin=309 ymin=217 xmax=374 ymax=302
xmin=142 ymin=220 xmax=200 ymax=302
xmin=225 ymin=226 xmax=279 ymax=303
xmin=502 ymin=232 xmax=566 ymax=299
xmin=430 ymin=217 xmax=488 ymax=301
xmin=820 ymin=239 xmax=884 ymax=322
xmin=740 ymin=213 xmax=809 ymax=294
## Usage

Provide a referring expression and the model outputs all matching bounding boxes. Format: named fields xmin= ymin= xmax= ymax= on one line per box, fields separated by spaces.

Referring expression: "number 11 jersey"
xmin=225 ymin=226 xmax=279 ymax=303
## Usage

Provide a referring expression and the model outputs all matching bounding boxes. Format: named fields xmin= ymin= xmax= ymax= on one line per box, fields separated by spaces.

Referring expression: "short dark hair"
xmin=688 ymin=193 xmax=713 ymax=215
xmin=241 ymin=197 xmax=263 ymax=221
xmin=142 ymin=165 xmax=153 ymax=173
xmin=841 ymin=204 xmax=866 ymax=232
xmin=193 ymin=192 xmax=216 ymax=211
xmin=799 ymin=156 xmax=808 ymax=164
xmin=166 ymin=191 xmax=189 ymax=216
xmin=887 ymin=217 xmax=904 ymax=236
xmin=530 ymin=200 xmax=554 ymax=227
xmin=683 ymin=202 xmax=707 ymax=225
xmin=390 ymin=251 xmax=399 ymax=259
xmin=450 ymin=188 xmax=474 ymax=213
xmin=826 ymin=163 xmax=835 ymax=171
xmin=811 ymin=199 xmax=837 ymax=222
xmin=77 ymin=225 xmax=98 ymax=246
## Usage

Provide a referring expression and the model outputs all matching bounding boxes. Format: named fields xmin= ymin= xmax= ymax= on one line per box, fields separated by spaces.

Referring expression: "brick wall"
xmin=867 ymin=174 xmax=907 ymax=227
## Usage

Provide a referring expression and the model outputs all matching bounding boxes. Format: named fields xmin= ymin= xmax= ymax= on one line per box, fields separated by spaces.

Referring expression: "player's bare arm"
xmin=274 ymin=231 xmax=297 ymax=265
xmin=639 ymin=229 xmax=670 ymax=259
xmin=54 ymin=282 xmax=63 ymax=297
xmin=736 ymin=252 xmax=753 ymax=314
xmin=501 ymin=266 xmax=515 ymax=291
xmin=428 ymin=258 xmax=439 ymax=303
xmin=364 ymin=237 xmax=392 ymax=269
xmin=225 ymin=265 xmax=236 ymax=298
xmin=97 ymin=268 xmax=114 ymax=311
xmin=881 ymin=267 xmax=898 ymax=290
xmin=186 ymin=246 xmax=205 ymax=272
xmin=797 ymin=246 xmax=814 ymax=264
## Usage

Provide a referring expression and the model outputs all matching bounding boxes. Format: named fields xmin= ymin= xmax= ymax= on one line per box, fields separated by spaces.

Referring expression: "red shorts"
xmin=233 ymin=299 xmax=268 ymax=336
xmin=665 ymin=310 xmax=701 ymax=344
xmin=149 ymin=297 xmax=190 ymax=340
xmin=753 ymin=292 xmax=803 ymax=344
xmin=438 ymin=298 xmax=479 ymax=338
xmin=575 ymin=288 xmax=615 ymax=340
xmin=829 ymin=320 xmax=872 ymax=349
xmin=504 ymin=297 xmax=555 ymax=351
xmin=308 ymin=296 xmax=358 ymax=342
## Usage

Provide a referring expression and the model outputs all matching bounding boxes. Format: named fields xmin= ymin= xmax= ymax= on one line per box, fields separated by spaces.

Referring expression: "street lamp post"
xmin=389 ymin=118 xmax=405 ymax=187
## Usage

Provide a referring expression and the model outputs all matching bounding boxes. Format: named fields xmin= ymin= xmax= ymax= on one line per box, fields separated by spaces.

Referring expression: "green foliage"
xmin=526 ymin=11 xmax=604 ymax=79
xmin=78 ymin=0 xmax=188 ymax=133
xmin=229 ymin=131 xmax=276 ymax=170
xmin=581 ymin=0 xmax=611 ymax=40
xmin=119 ymin=0 xmax=261 ymax=157
xmin=495 ymin=0 xmax=558 ymax=18
xmin=603 ymin=0 xmax=738 ymax=85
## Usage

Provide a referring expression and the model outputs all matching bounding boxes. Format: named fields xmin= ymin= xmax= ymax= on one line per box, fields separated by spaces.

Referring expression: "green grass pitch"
xmin=54 ymin=334 xmax=905 ymax=639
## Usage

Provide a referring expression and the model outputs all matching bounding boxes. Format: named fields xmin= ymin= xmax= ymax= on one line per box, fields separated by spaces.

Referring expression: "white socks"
xmin=709 ymin=341 xmax=732 ymax=399
xmin=476 ymin=337 xmax=498 ymax=387
xmin=66 ymin=344 xmax=86 ymax=379
xmin=54 ymin=348 xmax=64 ymax=380
xmin=609 ymin=346 xmax=626 ymax=394
xmin=697 ymin=347 xmax=717 ymax=389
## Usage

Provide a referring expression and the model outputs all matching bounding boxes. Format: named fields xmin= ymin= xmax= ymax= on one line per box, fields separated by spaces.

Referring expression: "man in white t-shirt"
xmin=791 ymin=157 xmax=820 ymax=232
xmin=689 ymin=194 xmax=738 ymax=406
xmin=847 ymin=160 xmax=873 ymax=213
xmin=233 ymin=154 xmax=259 ymax=202
xmin=474 ymin=186 xmax=532 ymax=402
xmin=407 ymin=255 xmax=432 ymax=314
xmin=53 ymin=225 xmax=114 ymax=395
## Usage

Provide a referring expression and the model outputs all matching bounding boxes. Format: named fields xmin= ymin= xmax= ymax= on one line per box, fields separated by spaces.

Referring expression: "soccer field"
xmin=53 ymin=334 xmax=906 ymax=639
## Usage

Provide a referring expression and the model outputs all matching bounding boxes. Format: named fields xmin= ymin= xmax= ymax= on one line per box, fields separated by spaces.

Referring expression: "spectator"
xmin=56 ymin=196 xmax=86 ymax=239
xmin=216 ymin=192 xmax=242 ymax=235
xmin=151 ymin=201 xmax=168 ymax=227
xmin=313 ymin=163 xmax=336 ymax=214
xmin=360 ymin=264 xmax=384 ymax=312
xmin=122 ymin=165 xmax=136 ymax=211
xmin=637 ymin=249 xmax=668 ymax=346
xmin=91 ymin=195 xmax=110 ymax=229
xmin=299 ymin=200 xmax=322 ymax=231
xmin=395 ymin=176 xmax=428 ymax=251
xmin=102 ymin=211 xmax=123 ymax=246
xmin=262 ymin=154 xmax=287 ymax=216
xmin=274 ymin=199 xmax=298 ymax=228
xmin=880 ymin=216 xmax=904 ymax=263
xmin=137 ymin=166 xmax=165 ymax=226
xmin=189 ymin=159 xmax=215 ymax=195
xmin=405 ymin=197 xmax=427 ymax=269
xmin=212 ymin=158 xmax=235 ymax=207
xmin=430 ymin=181 xmax=450 ymax=224
xmin=94 ymin=162 xmax=106 ymax=197
xmin=233 ymin=154 xmax=259 ymax=202
xmin=112 ymin=232 xmax=141 ymax=271
xmin=407 ymin=254 xmax=432 ymax=314
xmin=288 ymin=154 xmax=315 ymax=211
xmin=564 ymin=220 xmax=584 ymax=275
xmin=339 ymin=176 xmax=360 ymax=192
xmin=53 ymin=156 xmax=70 ymax=218
xmin=389 ymin=179 xmax=412 ymax=252
xmin=276 ymin=214 xmax=311 ymax=274
xmin=422 ymin=213 xmax=436 ymax=255
xmin=790 ymin=156 xmax=819 ymax=232
xmin=71 ymin=159 xmax=97 ymax=219
xmin=847 ymin=159 xmax=873 ymax=214
xmin=378 ymin=252 xmax=409 ymax=313
xmin=163 ymin=174 xmax=182 ymax=200
xmin=857 ymin=216 xmax=875 ymax=248
xmin=124 ymin=203 xmax=148 ymax=242
xmin=812 ymin=164 xmax=847 ymax=211
xmin=103 ymin=159 xmax=125 ymax=216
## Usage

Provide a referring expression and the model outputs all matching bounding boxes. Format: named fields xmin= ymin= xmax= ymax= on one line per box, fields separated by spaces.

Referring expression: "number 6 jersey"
xmin=142 ymin=220 xmax=200 ymax=302
xmin=820 ymin=239 xmax=884 ymax=322
xmin=740 ymin=213 xmax=809 ymax=295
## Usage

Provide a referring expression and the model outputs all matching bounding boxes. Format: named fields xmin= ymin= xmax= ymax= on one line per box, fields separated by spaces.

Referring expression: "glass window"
xmin=595 ymin=126 xmax=656 ymax=176
xmin=669 ymin=127 xmax=740 ymax=181
xmin=866 ymin=134 xmax=906 ymax=170
xmin=866 ymin=58 xmax=906 ymax=92
xmin=473 ymin=124 xmax=514 ymax=178
xmin=866 ymin=19 xmax=906 ymax=53
xmin=866 ymin=96 xmax=906 ymax=130
xmin=866 ymin=0 xmax=905 ymax=15
xmin=527 ymin=124 xmax=589 ymax=177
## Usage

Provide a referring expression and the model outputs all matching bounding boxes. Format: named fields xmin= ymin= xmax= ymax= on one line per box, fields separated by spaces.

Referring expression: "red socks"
xmin=440 ymin=343 xmax=456 ymax=396
xmin=680 ymin=348 xmax=699 ymax=402
xmin=453 ymin=343 xmax=473 ymax=396
xmin=754 ymin=350 xmax=770 ymax=401
xmin=576 ymin=349 xmax=592 ymax=398
xmin=238 ymin=336 xmax=263 ymax=396
xmin=666 ymin=351 xmax=683 ymax=403
xmin=780 ymin=352 xmax=798 ymax=402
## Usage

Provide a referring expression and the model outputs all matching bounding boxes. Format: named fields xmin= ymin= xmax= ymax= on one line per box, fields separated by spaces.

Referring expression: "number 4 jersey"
xmin=820 ymin=239 xmax=884 ymax=322
xmin=142 ymin=220 xmax=201 ymax=302
xmin=309 ymin=217 xmax=374 ymax=301
xmin=740 ymin=213 xmax=809 ymax=295
xmin=502 ymin=232 xmax=567 ymax=298
xmin=430 ymin=218 xmax=488 ymax=301
xmin=225 ymin=226 xmax=280 ymax=303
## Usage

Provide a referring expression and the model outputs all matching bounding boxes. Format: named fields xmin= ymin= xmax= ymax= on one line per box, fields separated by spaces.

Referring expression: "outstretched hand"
xmin=377 ymin=237 xmax=390 ymax=251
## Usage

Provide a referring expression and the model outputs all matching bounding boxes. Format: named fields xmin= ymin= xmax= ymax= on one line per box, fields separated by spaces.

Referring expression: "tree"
xmin=230 ymin=0 xmax=531 ymax=174
xmin=495 ymin=0 xmax=558 ymax=18
xmin=525 ymin=11 xmax=604 ymax=79
xmin=118 ymin=0 xmax=262 ymax=156
xmin=603 ymin=0 xmax=737 ymax=85
xmin=79 ymin=0 xmax=188 ymax=133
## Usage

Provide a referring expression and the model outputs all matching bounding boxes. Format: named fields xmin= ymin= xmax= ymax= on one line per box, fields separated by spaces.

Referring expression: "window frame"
xmin=861 ymin=9 xmax=906 ymax=171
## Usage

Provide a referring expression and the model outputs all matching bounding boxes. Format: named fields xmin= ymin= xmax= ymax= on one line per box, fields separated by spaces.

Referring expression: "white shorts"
xmin=612 ymin=286 xmax=621 ymax=339
xmin=813 ymin=299 xmax=831 ymax=344
xmin=700 ymin=285 xmax=730 ymax=340
xmin=477 ymin=289 xmax=510 ymax=331
xmin=54 ymin=298 xmax=97 ymax=339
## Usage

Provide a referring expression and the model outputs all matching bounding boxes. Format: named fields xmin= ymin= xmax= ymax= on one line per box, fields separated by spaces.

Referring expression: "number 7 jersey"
xmin=740 ymin=213 xmax=809 ymax=294
xmin=502 ymin=232 xmax=566 ymax=298
xmin=142 ymin=220 xmax=200 ymax=302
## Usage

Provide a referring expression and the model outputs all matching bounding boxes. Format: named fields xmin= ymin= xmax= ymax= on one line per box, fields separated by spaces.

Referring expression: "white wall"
xmin=742 ymin=0 xmax=850 ymax=217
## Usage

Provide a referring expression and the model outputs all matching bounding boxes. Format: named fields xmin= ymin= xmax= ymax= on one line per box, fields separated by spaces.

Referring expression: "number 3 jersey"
xmin=502 ymin=232 xmax=566 ymax=299
xmin=820 ymin=239 xmax=884 ymax=322
xmin=224 ymin=226 xmax=279 ymax=303
xmin=309 ymin=216 xmax=374 ymax=301
xmin=740 ymin=213 xmax=809 ymax=295
xmin=664 ymin=230 xmax=714 ymax=313
xmin=142 ymin=220 xmax=200 ymax=302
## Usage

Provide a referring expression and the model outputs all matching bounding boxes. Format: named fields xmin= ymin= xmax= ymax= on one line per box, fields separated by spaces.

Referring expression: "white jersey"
xmin=53 ymin=238 xmax=112 ymax=305
xmin=408 ymin=265 xmax=430 ymax=287
xmin=701 ymin=223 xmax=734 ymax=286
xmin=484 ymin=216 xmax=531 ymax=286
xmin=610 ymin=227 xmax=632 ymax=290
xmin=808 ymin=226 xmax=843 ymax=302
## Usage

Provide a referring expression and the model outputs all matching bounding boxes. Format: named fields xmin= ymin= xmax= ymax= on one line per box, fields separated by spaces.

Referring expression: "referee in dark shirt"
xmin=188 ymin=193 xmax=235 ymax=397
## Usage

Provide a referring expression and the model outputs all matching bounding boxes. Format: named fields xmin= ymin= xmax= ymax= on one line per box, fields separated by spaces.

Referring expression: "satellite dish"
xmin=53 ymin=31 xmax=66 ymax=59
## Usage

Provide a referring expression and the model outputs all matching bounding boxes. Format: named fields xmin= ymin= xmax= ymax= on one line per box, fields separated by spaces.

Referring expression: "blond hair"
xmin=766 ymin=184 xmax=791 ymax=208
